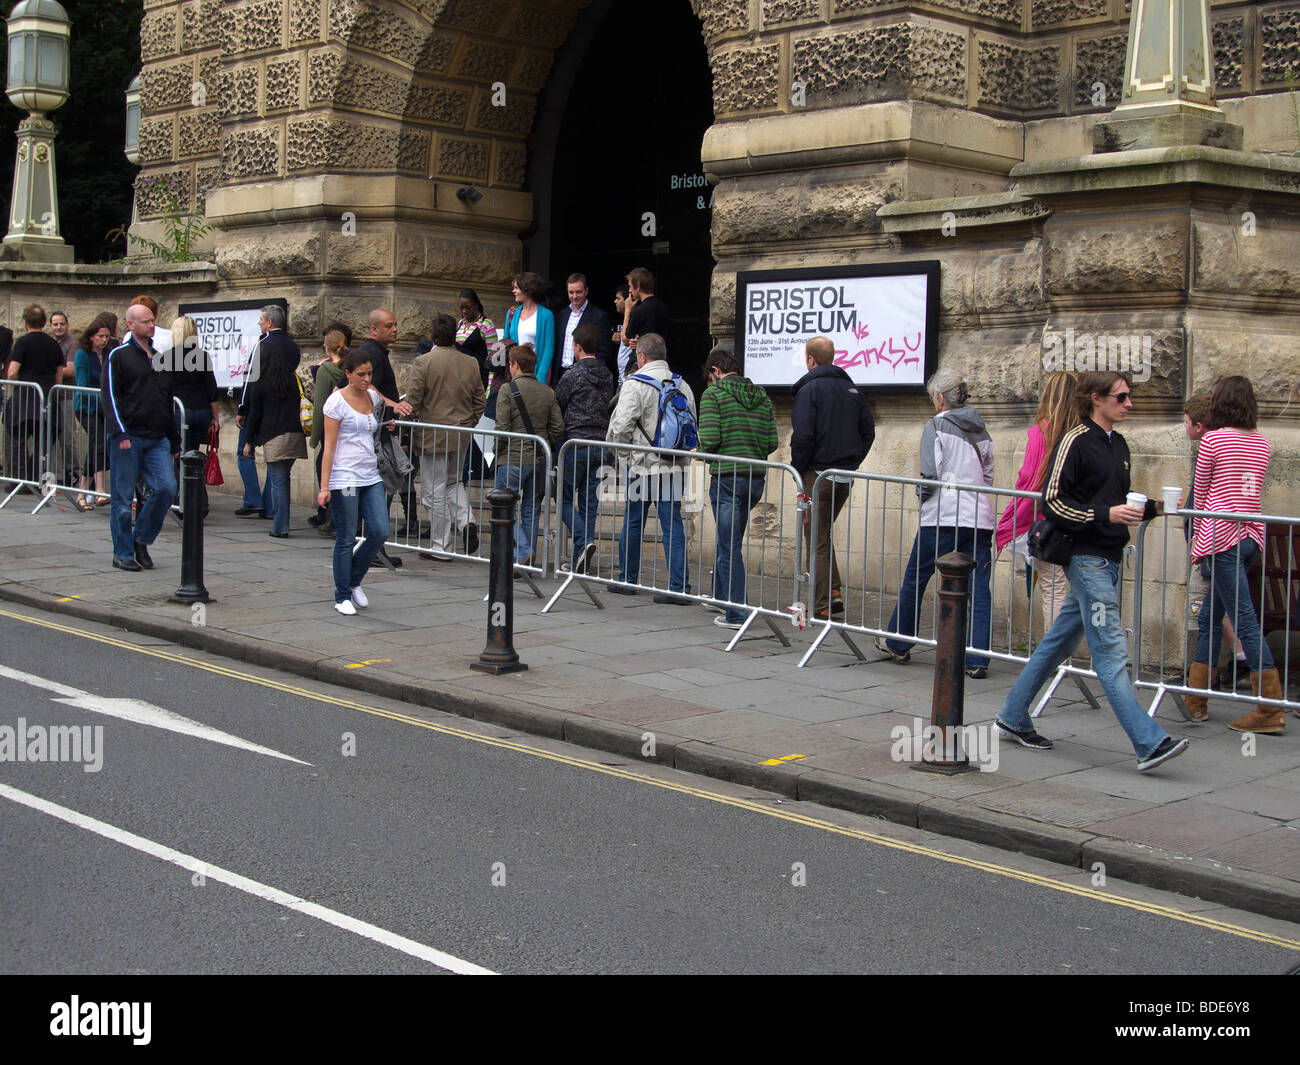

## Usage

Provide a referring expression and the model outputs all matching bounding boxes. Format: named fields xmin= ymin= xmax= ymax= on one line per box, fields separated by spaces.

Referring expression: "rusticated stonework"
xmin=791 ymin=23 xmax=966 ymax=109
xmin=506 ymin=5 xmax=575 ymax=50
xmin=136 ymin=170 xmax=192 ymax=217
xmin=418 ymin=33 xmax=458 ymax=74
xmin=406 ymin=82 xmax=473 ymax=125
xmin=219 ymin=66 xmax=260 ymax=118
xmin=221 ymin=128 xmax=281 ymax=180
xmin=178 ymin=110 xmax=221 ymax=157
xmin=308 ymin=49 xmax=343 ymax=102
xmin=1261 ymin=7 xmax=1300 ymax=84
xmin=763 ymin=0 xmax=820 ymax=26
xmin=195 ymin=165 xmax=221 ymax=210
xmin=266 ymin=58 xmax=303 ymax=111
xmin=515 ymin=51 xmax=556 ymax=93
xmin=496 ymin=143 xmax=527 ymax=186
xmin=142 ymin=61 xmax=197 ymax=112
xmin=396 ymin=232 xmax=517 ymax=282
xmin=289 ymin=0 xmax=323 ymax=43
xmin=1213 ymin=16 xmax=1245 ymax=93
xmin=141 ymin=9 xmax=178 ymax=61
xmin=182 ymin=0 xmax=220 ymax=53
xmin=712 ymin=46 xmax=780 ymax=115
xmin=978 ymin=39 xmax=1062 ymax=113
xmin=221 ymin=0 xmax=285 ymax=59
xmin=138 ymin=117 xmax=174 ymax=165
xmin=692 ymin=0 xmax=749 ymax=41
xmin=472 ymin=92 xmax=536 ymax=136
xmin=454 ymin=40 xmax=514 ymax=83
xmin=834 ymin=0 xmax=1018 ymax=25
xmin=329 ymin=0 xmax=427 ymax=65
xmin=440 ymin=0 xmax=511 ymax=35
xmin=437 ymin=136 xmax=490 ymax=180
xmin=1073 ymin=33 xmax=1126 ymax=110
xmin=1031 ymin=0 xmax=1107 ymax=28
xmin=285 ymin=116 xmax=428 ymax=172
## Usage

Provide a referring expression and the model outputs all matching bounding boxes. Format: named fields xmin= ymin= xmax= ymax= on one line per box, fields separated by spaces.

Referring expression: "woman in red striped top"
xmin=1187 ymin=376 xmax=1280 ymax=733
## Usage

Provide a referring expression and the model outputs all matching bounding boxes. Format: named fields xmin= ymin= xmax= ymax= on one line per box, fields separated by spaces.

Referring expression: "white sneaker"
xmin=351 ymin=586 xmax=369 ymax=609
xmin=334 ymin=600 xmax=357 ymax=616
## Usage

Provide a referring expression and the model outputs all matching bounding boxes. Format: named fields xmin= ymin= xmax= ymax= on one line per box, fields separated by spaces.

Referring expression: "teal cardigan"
xmin=504 ymin=304 xmax=556 ymax=386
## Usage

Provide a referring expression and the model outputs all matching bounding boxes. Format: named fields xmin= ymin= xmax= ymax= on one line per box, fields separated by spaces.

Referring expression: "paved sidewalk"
xmin=1 ymin=490 xmax=1297 ymax=923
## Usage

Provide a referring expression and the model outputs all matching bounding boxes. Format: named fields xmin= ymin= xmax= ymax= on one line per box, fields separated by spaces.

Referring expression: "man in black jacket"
xmin=994 ymin=369 xmax=1189 ymax=772
xmin=234 ymin=304 xmax=300 ymax=518
xmin=103 ymin=303 xmax=180 ymax=572
xmin=555 ymin=323 xmax=615 ymax=572
xmin=790 ymin=336 xmax=875 ymax=619
xmin=553 ymin=274 xmax=615 ymax=385
xmin=355 ymin=307 xmax=417 ymax=540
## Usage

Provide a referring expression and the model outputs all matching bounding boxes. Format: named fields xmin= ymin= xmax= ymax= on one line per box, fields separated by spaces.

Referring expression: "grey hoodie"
xmin=918 ymin=405 xmax=995 ymax=529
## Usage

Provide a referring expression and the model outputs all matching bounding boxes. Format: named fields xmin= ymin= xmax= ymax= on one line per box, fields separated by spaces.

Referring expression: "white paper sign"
xmin=179 ymin=304 xmax=267 ymax=390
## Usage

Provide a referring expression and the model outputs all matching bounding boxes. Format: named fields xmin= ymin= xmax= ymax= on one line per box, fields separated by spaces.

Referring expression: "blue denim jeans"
xmin=561 ymin=445 xmax=608 ymax=567
xmin=1196 ymin=538 xmax=1273 ymax=672
xmin=327 ymin=481 xmax=387 ymax=603
xmin=236 ymin=418 xmax=262 ymax=510
xmin=109 ymin=434 xmax=176 ymax=562
xmin=619 ymin=464 xmax=688 ymax=593
xmin=885 ymin=525 xmax=993 ymax=670
xmin=495 ymin=464 xmax=543 ymax=564
xmin=265 ymin=459 xmax=294 ymax=536
xmin=710 ymin=472 xmax=765 ymax=623
xmin=997 ymin=553 xmax=1170 ymax=759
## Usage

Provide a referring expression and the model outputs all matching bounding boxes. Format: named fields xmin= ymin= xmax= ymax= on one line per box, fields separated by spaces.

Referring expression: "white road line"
xmin=0 ymin=662 xmax=311 ymax=766
xmin=0 ymin=781 xmax=497 ymax=975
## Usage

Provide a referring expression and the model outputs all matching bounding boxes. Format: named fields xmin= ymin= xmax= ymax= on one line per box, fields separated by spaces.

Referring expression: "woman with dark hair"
xmin=317 ymin=349 xmax=396 ymax=615
xmin=242 ymin=346 xmax=307 ymax=538
xmin=72 ymin=314 xmax=115 ymax=509
xmin=502 ymin=272 xmax=556 ymax=386
xmin=456 ymin=288 xmax=497 ymax=388
xmin=1185 ymin=375 xmax=1279 ymax=732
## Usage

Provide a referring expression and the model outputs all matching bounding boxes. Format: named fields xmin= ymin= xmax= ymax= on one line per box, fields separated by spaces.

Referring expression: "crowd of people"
xmin=1 ymin=273 xmax=1287 ymax=766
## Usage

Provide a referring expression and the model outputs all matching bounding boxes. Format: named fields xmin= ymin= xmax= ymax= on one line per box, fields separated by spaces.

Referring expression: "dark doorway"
xmin=526 ymin=0 xmax=714 ymax=396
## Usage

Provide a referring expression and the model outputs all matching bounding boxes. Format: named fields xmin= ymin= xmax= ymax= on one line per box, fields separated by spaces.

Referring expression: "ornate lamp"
xmin=4 ymin=0 xmax=73 ymax=261
xmin=124 ymin=73 xmax=140 ymax=164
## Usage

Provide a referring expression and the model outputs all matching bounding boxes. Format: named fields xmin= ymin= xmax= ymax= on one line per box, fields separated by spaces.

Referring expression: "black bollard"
xmin=914 ymin=551 xmax=975 ymax=775
xmin=471 ymin=486 xmax=527 ymax=674
xmin=169 ymin=451 xmax=213 ymax=605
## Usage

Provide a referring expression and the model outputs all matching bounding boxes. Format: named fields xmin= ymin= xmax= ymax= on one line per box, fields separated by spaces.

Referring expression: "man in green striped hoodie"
xmin=698 ymin=348 xmax=779 ymax=629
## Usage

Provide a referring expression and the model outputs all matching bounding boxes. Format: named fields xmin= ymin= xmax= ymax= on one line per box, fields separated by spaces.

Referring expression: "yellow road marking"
xmin=54 ymin=596 xmax=82 ymax=602
xmin=2 ymin=605 xmax=1298 ymax=952
xmin=344 ymin=659 xmax=392 ymax=669
xmin=758 ymin=754 xmax=805 ymax=766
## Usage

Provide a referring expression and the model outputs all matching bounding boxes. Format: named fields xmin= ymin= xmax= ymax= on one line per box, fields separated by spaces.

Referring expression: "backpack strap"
xmin=629 ymin=373 xmax=663 ymax=444
xmin=508 ymin=379 xmax=536 ymax=437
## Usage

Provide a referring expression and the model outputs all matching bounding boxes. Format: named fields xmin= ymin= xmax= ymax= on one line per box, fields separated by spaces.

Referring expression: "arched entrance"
xmin=525 ymin=0 xmax=715 ymax=393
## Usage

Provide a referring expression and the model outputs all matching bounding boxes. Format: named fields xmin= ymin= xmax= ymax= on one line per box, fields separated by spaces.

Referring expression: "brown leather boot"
xmin=1228 ymin=669 xmax=1286 ymax=734
xmin=1184 ymin=662 xmax=1210 ymax=722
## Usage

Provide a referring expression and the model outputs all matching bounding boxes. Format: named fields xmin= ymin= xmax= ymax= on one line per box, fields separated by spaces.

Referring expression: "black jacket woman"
xmin=167 ymin=315 xmax=221 ymax=518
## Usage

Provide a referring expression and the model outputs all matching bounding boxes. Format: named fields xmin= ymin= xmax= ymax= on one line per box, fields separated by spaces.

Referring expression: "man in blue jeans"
xmin=102 ymin=303 xmax=180 ymax=572
xmin=995 ymin=369 xmax=1189 ymax=772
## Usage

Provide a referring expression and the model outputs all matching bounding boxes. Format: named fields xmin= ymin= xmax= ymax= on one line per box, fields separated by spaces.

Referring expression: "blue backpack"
xmin=632 ymin=372 xmax=698 ymax=451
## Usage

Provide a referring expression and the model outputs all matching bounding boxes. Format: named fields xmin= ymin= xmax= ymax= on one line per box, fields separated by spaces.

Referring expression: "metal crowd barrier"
xmin=0 ymin=380 xmax=47 ymax=508
xmin=32 ymin=384 xmax=108 ymax=511
xmin=797 ymin=468 xmax=1113 ymax=715
xmin=1132 ymin=508 xmax=1300 ymax=720
xmin=542 ymin=438 xmax=807 ymax=651
xmin=382 ymin=418 xmax=553 ymax=592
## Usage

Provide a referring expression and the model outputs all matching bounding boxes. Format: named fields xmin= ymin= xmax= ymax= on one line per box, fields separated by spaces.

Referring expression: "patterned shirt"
xmin=457 ymin=316 xmax=497 ymax=349
xmin=1190 ymin=427 xmax=1271 ymax=560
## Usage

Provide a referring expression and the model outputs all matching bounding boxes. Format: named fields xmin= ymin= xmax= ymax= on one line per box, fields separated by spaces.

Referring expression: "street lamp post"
xmin=3 ymin=0 xmax=73 ymax=262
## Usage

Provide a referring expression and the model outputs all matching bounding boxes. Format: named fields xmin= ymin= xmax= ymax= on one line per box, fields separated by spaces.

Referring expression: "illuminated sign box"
xmin=735 ymin=262 xmax=939 ymax=393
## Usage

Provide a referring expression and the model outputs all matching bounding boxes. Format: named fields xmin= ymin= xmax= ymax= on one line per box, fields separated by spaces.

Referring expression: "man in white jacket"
xmin=878 ymin=369 xmax=995 ymax=677
xmin=606 ymin=333 xmax=695 ymax=603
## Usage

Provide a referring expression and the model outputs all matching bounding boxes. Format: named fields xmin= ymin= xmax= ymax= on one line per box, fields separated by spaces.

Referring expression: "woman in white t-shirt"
xmin=316 ymin=351 xmax=409 ymax=615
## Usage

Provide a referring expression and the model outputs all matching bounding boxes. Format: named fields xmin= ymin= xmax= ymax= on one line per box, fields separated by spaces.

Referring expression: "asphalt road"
xmin=1 ymin=606 xmax=1297 ymax=975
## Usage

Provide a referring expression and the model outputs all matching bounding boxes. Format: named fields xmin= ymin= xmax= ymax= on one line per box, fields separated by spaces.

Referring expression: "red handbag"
xmin=204 ymin=422 xmax=224 ymax=486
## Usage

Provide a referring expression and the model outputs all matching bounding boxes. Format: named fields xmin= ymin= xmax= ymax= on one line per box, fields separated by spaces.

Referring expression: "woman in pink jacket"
xmin=995 ymin=371 xmax=1077 ymax=635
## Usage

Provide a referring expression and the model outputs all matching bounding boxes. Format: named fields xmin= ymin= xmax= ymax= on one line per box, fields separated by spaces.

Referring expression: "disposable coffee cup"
xmin=1126 ymin=491 xmax=1146 ymax=510
xmin=1162 ymin=486 xmax=1181 ymax=513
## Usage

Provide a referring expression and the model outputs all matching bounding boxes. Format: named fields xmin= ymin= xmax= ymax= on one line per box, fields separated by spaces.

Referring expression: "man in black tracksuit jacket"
xmin=103 ymin=303 xmax=179 ymax=571
xmin=790 ymin=336 xmax=875 ymax=618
